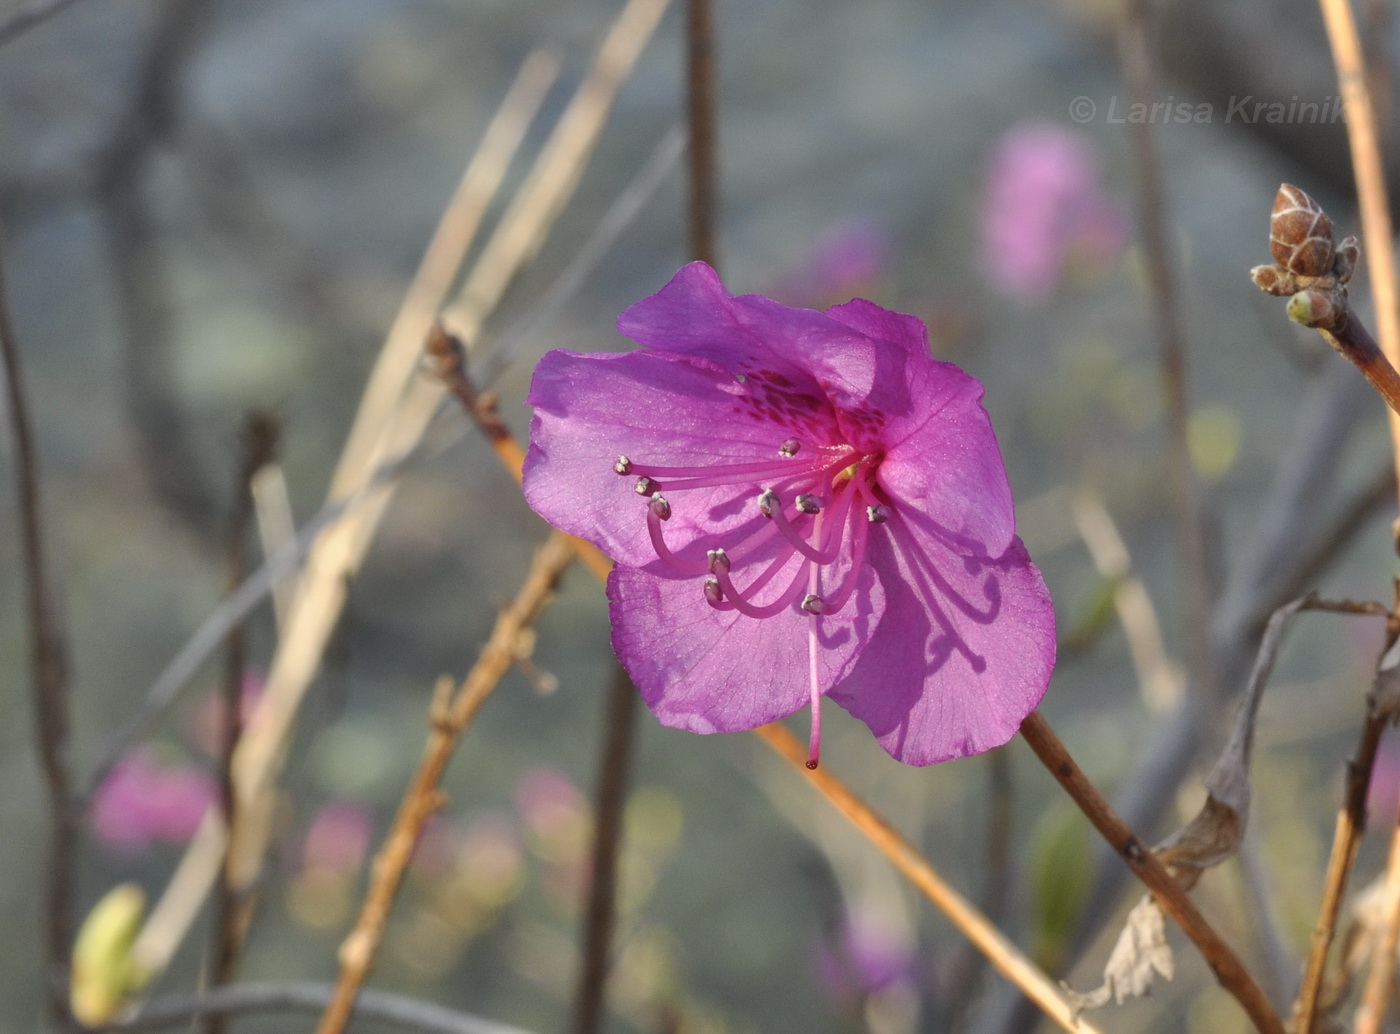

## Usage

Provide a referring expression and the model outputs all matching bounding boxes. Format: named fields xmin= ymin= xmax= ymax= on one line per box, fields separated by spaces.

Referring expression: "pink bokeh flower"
xmin=982 ymin=123 xmax=1127 ymax=301
xmin=91 ymin=748 xmax=218 ymax=855
xmin=301 ymin=800 xmax=374 ymax=875
xmin=523 ymin=262 xmax=1055 ymax=766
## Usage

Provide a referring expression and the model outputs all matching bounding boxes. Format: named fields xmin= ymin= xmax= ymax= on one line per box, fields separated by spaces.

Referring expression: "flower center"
xmin=614 ymin=437 xmax=888 ymax=619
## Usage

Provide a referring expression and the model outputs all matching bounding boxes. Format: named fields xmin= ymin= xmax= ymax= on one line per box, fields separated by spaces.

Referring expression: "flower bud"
xmin=1270 ymin=183 xmax=1335 ymax=278
xmin=1286 ymin=288 xmax=1339 ymax=329
xmin=1250 ymin=264 xmax=1291 ymax=297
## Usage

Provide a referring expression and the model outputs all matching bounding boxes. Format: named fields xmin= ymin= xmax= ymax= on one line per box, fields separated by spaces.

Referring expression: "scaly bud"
xmin=1286 ymin=288 xmax=1339 ymax=329
xmin=1270 ymin=183 xmax=1335 ymax=278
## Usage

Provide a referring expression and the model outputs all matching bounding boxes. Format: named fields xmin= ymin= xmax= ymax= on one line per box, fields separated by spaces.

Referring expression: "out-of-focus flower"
xmin=302 ymin=800 xmax=374 ymax=876
xmin=981 ymin=123 xmax=1127 ymax=301
xmin=524 ymin=262 xmax=1056 ymax=766
xmin=286 ymin=800 xmax=375 ymax=931
xmin=770 ymin=219 xmax=892 ymax=308
xmin=91 ymin=748 xmax=217 ymax=855
xmin=817 ymin=906 xmax=918 ymax=1004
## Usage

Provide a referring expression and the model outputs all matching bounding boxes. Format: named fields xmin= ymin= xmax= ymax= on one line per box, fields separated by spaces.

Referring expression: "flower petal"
xmin=877 ymin=368 xmax=1017 ymax=558
xmin=828 ymin=520 xmax=1055 ymax=765
xmin=608 ymin=556 xmax=884 ymax=735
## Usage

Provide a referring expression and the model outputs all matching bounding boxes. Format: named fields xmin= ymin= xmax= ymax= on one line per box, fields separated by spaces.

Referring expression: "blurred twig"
xmin=1018 ymin=710 xmax=1286 ymax=1034
xmin=315 ymin=532 xmax=577 ymax=1034
xmin=478 ymin=126 xmax=686 ymax=387
xmin=685 ymin=0 xmax=718 ymax=268
xmin=1118 ymin=0 xmax=1217 ymax=700
xmin=93 ymin=0 xmax=218 ymax=532
xmin=0 ymin=0 xmax=85 ymax=47
xmin=207 ymin=412 xmax=279 ymax=1034
xmin=107 ymin=981 xmax=539 ymax=1034
xmin=1356 ymin=797 xmax=1400 ymax=1034
xmin=1 ymin=221 xmax=74 ymax=1024
xmin=571 ymin=664 xmax=640 ymax=1034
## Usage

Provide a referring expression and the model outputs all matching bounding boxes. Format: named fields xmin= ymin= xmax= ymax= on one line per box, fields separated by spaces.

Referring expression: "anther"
xmin=866 ymin=504 xmax=889 ymax=523
xmin=779 ymin=438 xmax=801 ymax=457
xmin=703 ymin=577 xmax=724 ymax=606
xmin=757 ymin=488 xmax=779 ymax=517
xmin=635 ymin=476 xmax=659 ymax=497
xmin=614 ymin=455 xmax=633 ymax=475
xmin=648 ymin=494 xmax=671 ymax=521
xmin=795 ymin=494 xmax=822 ymax=514
xmin=801 ymin=594 xmax=826 ymax=615
xmin=706 ymin=548 xmax=731 ymax=573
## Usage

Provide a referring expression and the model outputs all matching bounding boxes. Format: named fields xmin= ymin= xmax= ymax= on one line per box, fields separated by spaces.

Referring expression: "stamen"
xmin=779 ymin=438 xmax=801 ymax=457
xmin=801 ymin=594 xmax=825 ymax=614
xmin=635 ymin=476 xmax=659 ymax=496
xmin=704 ymin=576 xmax=724 ymax=605
xmin=625 ymin=457 xmax=818 ymax=480
xmin=648 ymin=494 xmax=671 ymax=521
xmin=816 ymin=489 xmax=872 ymax=615
xmin=614 ymin=455 xmax=633 ymax=475
xmin=867 ymin=504 xmax=889 ymax=523
xmin=646 ymin=503 xmax=707 ymax=575
xmin=707 ymin=548 xmax=731 ymax=573
xmin=757 ymin=488 xmax=779 ymax=517
xmin=767 ymin=497 xmax=843 ymax=564
xmin=709 ymin=557 xmax=812 ymax=618
xmin=795 ymin=494 xmax=822 ymax=514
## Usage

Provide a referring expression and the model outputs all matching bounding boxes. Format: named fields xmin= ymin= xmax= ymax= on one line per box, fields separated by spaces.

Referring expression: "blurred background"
xmin=3 ymin=0 xmax=1400 ymax=1032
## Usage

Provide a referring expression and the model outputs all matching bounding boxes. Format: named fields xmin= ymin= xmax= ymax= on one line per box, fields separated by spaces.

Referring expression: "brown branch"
xmin=207 ymin=412 xmax=279 ymax=1034
xmin=1317 ymin=0 xmax=1400 ymax=512
xmin=570 ymin=663 xmax=640 ymax=1034
xmin=1019 ymin=710 xmax=1286 ymax=1034
xmin=314 ymin=532 xmax=577 ymax=1034
xmin=684 ymin=0 xmax=718 ymax=268
xmin=0 ymin=225 xmax=74 ymax=1023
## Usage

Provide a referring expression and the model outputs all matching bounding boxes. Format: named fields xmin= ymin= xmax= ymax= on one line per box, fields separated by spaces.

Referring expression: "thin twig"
xmin=107 ymin=981 xmax=540 ymax=1034
xmin=755 ymin=723 xmax=1104 ymax=1034
xmin=314 ymin=532 xmax=577 ymax=1034
xmin=570 ymin=663 xmax=640 ymax=1034
xmin=684 ymin=0 xmax=718 ymax=268
xmin=1019 ymin=710 xmax=1286 ymax=1034
xmin=207 ymin=412 xmax=279 ymax=1034
xmin=1317 ymin=0 xmax=1400 ymax=505
xmin=1 ymin=218 xmax=74 ymax=1023
xmin=1118 ymin=0 xmax=1216 ymax=700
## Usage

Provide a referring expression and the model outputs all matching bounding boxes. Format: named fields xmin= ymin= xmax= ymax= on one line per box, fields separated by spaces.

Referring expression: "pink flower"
xmin=91 ymin=748 xmax=218 ymax=854
xmin=523 ymin=263 xmax=1055 ymax=766
xmin=981 ymin=124 xmax=1127 ymax=301
xmin=301 ymin=801 xmax=374 ymax=875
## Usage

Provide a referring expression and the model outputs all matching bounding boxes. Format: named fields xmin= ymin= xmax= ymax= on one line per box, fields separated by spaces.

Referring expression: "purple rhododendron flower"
xmin=523 ymin=262 xmax=1055 ymax=766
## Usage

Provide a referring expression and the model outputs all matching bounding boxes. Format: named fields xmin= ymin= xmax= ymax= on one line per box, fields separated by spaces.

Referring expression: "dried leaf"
xmin=1066 ymin=895 xmax=1174 ymax=1013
